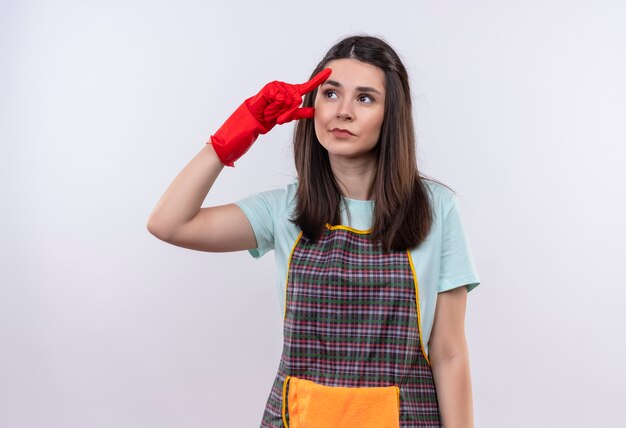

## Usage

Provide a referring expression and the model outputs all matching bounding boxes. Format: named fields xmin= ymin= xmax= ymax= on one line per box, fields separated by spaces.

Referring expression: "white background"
xmin=2 ymin=0 xmax=625 ymax=426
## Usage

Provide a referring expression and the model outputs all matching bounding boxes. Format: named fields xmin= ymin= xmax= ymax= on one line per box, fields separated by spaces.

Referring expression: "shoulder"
xmin=235 ymin=179 xmax=298 ymax=217
xmin=421 ymin=178 xmax=457 ymax=217
xmin=266 ymin=179 xmax=298 ymax=214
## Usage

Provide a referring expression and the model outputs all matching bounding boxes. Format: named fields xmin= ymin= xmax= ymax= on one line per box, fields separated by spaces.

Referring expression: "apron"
xmin=260 ymin=224 xmax=441 ymax=427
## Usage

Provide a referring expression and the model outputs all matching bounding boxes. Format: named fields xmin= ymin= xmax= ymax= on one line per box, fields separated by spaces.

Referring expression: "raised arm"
xmin=146 ymin=69 xmax=331 ymax=252
xmin=146 ymin=143 xmax=256 ymax=252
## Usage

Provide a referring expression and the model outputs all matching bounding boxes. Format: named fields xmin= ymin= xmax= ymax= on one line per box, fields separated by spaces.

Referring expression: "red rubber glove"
xmin=208 ymin=68 xmax=332 ymax=167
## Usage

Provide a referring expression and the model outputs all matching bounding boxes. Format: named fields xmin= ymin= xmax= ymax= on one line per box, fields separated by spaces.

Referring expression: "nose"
xmin=337 ymin=112 xmax=353 ymax=121
xmin=336 ymin=99 xmax=354 ymax=121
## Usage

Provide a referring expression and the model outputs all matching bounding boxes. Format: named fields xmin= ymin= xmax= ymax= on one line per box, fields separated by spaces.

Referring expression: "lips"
xmin=331 ymin=128 xmax=355 ymax=137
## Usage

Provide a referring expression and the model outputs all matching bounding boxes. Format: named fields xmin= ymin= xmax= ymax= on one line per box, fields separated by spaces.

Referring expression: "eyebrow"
xmin=322 ymin=79 xmax=383 ymax=95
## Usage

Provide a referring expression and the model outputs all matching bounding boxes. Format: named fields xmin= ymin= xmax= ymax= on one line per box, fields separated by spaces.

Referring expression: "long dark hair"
xmin=291 ymin=35 xmax=446 ymax=253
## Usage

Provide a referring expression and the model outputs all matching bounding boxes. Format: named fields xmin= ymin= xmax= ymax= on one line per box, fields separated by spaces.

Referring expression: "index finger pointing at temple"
xmin=295 ymin=68 xmax=332 ymax=95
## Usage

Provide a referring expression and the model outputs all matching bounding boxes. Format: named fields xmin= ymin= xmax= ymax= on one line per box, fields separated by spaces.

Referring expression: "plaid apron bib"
xmin=260 ymin=224 xmax=441 ymax=427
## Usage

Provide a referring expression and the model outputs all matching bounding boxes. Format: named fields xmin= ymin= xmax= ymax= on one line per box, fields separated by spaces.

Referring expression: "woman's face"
xmin=314 ymin=58 xmax=386 ymax=162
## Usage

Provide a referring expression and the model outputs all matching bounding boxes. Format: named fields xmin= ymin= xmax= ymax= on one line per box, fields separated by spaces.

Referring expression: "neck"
xmin=329 ymin=154 xmax=377 ymax=201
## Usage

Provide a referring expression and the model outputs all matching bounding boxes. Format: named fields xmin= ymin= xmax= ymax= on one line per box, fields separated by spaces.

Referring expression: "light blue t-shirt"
xmin=235 ymin=178 xmax=480 ymax=355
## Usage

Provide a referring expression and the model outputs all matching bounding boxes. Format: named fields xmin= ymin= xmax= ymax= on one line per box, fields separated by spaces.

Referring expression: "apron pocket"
xmin=283 ymin=376 xmax=400 ymax=428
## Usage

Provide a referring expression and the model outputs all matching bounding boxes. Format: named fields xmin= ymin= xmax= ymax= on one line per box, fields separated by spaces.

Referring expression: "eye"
xmin=358 ymin=94 xmax=374 ymax=104
xmin=323 ymin=89 xmax=338 ymax=99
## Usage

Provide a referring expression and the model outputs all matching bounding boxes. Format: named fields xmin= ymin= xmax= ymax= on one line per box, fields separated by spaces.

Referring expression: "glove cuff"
xmin=209 ymin=101 xmax=270 ymax=167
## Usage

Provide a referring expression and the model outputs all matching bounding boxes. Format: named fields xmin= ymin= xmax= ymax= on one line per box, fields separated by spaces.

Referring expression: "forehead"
xmin=322 ymin=58 xmax=385 ymax=92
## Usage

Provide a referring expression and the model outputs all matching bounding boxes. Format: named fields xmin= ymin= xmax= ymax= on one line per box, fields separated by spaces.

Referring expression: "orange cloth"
xmin=286 ymin=376 xmax=400 ymax=428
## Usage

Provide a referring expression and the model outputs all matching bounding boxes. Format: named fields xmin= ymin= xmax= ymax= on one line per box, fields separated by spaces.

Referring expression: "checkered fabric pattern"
xmin=260 ymin=226 xmax=441 ymax=427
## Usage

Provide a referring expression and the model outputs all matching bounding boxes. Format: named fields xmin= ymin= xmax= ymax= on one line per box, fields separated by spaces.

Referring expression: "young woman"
xmin=147 ymin=35 xmax=480 ymax=428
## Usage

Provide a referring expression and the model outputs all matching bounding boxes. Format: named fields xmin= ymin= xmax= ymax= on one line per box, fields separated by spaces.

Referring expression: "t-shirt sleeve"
xmin=438 ymin=194 xmax=481 ymax=293
xmin=234 ymin=190 xmax=280 ymax=259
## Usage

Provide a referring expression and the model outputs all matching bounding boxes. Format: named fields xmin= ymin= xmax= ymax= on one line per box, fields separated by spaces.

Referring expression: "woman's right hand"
xmin=209 ymin=68 xmax=331 ymax=167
